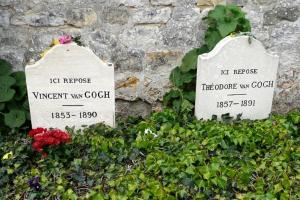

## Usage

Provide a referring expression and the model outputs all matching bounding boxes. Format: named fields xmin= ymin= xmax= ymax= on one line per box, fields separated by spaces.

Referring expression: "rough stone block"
xmin=131 ymin=7 xmax=172 ymax=24
xmin=120 ymin=0 xmax=149 ymax=7
xmin=197 ymin=0 xmax=225 ymax=9
xmin=264 ymin=6 xmax=299 ymax=25
xmin=119 ymin=26 xmax=164 ymax=51
xmin=101 ymin=7 xmax=129 ymax=25
xmin=11 ymin=11 xmax=65 ymax=27
xmin=0 ymin=10 xmax=11 ymax=27
xmin=67 ymin=8 xmax=97 ymax=27
xmin=150 ymin=0 xmax=176 ymax=6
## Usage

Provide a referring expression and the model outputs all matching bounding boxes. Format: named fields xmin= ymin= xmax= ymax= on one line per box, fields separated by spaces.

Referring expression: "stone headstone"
xmin=195 ymin=36 xmax=279 ymax=120
xmin=26 ymin=43 xmax=115 ymax=129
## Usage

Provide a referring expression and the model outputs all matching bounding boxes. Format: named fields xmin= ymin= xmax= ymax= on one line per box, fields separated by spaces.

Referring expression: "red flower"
xmin=32 ymin=141 xmax=43 ymax=152
xmin=44 ymin=137 xmax=58 ymax=145
xmin=28 ymin=128 xmax=71 ymax=157
xmin=51 ymin=129 xmax=71 ymax=143
xmin=33 ymin=134 xmax=44 ymax=141
xmin=28 ymin=128 xmax=47 ymax=137
xmin=42 ymin=152 xmax=48 ymax=158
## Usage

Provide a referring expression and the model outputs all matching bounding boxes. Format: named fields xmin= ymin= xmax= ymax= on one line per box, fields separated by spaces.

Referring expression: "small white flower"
xmin=144 ymin=128 xmax=158 ymax=138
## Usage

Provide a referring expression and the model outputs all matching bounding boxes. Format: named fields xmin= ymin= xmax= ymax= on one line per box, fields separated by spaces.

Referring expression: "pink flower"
xmin=58 ymin=35 xmax=72 ymax=44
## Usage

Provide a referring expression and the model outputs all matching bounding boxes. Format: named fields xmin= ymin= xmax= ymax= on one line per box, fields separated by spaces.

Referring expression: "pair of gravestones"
xmin=26 ymin=36 xmax=279 ymax=129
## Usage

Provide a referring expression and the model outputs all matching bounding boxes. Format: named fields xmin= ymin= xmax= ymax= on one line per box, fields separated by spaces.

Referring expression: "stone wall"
xmin=0 ymin=0 xmax=299 ymax=117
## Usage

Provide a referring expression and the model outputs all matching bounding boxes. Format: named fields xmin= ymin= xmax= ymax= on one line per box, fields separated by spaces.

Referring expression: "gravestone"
xmin=26 ymin=43 xmax=115 ymax=129
xmin=195 ymin=36 xmax=279 ymax=120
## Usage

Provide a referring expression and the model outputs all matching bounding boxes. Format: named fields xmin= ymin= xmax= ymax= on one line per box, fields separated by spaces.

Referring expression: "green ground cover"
xmin=1 ymin=110 xmax=299 ymax=199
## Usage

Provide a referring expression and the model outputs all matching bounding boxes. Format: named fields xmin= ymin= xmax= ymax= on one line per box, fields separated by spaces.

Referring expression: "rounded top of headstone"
xmin=200 ymin=36 xmax=279 ymax=60
xmin=26 ymin=43 xmax=110 ymax=69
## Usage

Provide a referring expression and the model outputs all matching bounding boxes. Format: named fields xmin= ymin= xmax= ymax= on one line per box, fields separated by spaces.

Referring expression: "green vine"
xmin=0 ymin=59 xmax=30 ymax=130
xmin=163 ymin=5 xmax=251 ymax=116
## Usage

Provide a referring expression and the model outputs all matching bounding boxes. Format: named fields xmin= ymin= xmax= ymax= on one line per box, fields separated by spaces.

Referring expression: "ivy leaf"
xmin=170 ymin=67 xmax=184 ymax=87
xmin=6 ymin=100 xmax=22 ymax=110
xmin=0 ymin=76 xmax=16 ymax=87
xmin=203 ymin=171 xmax=211 ymax=180
xmin=4 ymin=109 xmax=26 ymax=128
xmin=0 ymin=103 xmax=5 ymax=111
xmin=0 ymin=76 xmax=16 ymax=103
xmin=238 ymin=18 xmax=251 ymax=32
xmin=23 ymin=99 xmax=29 ymax=110
xmin=26 ymin=111 xmax=31 ymax=120
xmin=181 ymin=177 xmax=194 ymax=187
xmin=205 ymin=29 xmax=222 ymax=50
xmin=163 ymin=89 xmax=181 ymax=106
xmin=183 ymin=91 xmax=195 ymax=103
xmin=170 ymin=67 xmax=196 ymax=87
xmin=239 ymin=170 xmax=252 ymax=186
xmin=207 ymin=5 xmax=226 ymax=22
xmin=180 ymin=99 xmax=194 ymax=113
xmin=196 ymin=45 xmax=209 ymax=55
xmin=11 ymin=72 xmax=26 ymax=86
xmin=180 ymin=49 xmax=199 ymax=72
xmin=180 ymin=46 xmax=209 ymax=73
xmin=227 ymin=5 xmax=245 ymax=19
xmin=0 ymin=59 xmax=12 ymax=76
xmin=274 ymin=183 xmax=283 ymax=193
xmin=217 ymin=176 xmax=227 ymax=189
xmin=181 ymin=71 xmax=196 ymax=85
xmin=13 ymin=85 xmax=27 ymax=101
xmin=173 ymin=99 xmax=182 ymax=113
xmin=11 ymin=72 xmax=27 ymax=100
xmin=2 ymin=151 xmax=13 ymax=160
xmin=280 ymin=193 xmax=289 ymax=200
xmin=217 ymin=20 xmax=238 ymax=38
xmin=288 ymin=112 xmax=300 ymax=124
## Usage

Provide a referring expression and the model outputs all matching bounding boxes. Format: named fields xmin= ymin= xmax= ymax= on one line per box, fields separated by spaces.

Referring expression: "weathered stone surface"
xmin=226 ymin=0 xmax=247 ymax=6
xmin=150 ymin=0 xmax=176 ymax=6
xmin=0 ymin=0 xmax=299 ymax=117
xmin=119 ymin=26 xmax=164 ymax=51
xmin=66 ymin=8 xmax=97 ymax=27
xmin=197 ymin=0 xmax=225 ymax=9
xmin=0 ymin=10 xmax=11 ymax=27
xmin=256 ymin=0 xmax=274 ymax=5
xmin=131 ymin=7 xmax=172 ymax=24
xmin=242 ymin=0 xmax=300 ymax=113
xmin=116 ymin=100 xmax=152 ymax=119
xmin=101 ymin=6 xmax=130 ymax=25
xmin=142 ymin=68 xmax=171 ymax=103
xmin=0 ymin=0 xmax=18 ymax=6
xmin=162 ymin=7 xmax=203 ymax=49
xmin=0 ymin=46 xmax=27 ymax=71
xmin=11 ymin=11 xmax=65 ymax=27
xmin=115 ymin=73 xmax=142 ymax=101
xmin=145 ymin=50 xmax=183 ymax=69
xmin=264 ymin=6 xmax=299 ymax=25
xmin=120 ymin=0 xmax=149 ymax=7
xmin=114 ymin=49 xmax=145 ymax=72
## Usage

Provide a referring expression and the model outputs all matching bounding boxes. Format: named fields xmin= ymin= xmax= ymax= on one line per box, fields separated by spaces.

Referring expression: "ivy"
xmin=164 ymin=5 xmax=251 ymax=115
xmin=0 ymin=110 xmax=299 ymax=199
xmin=0 ymin=59 xmax=30 ymax=130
